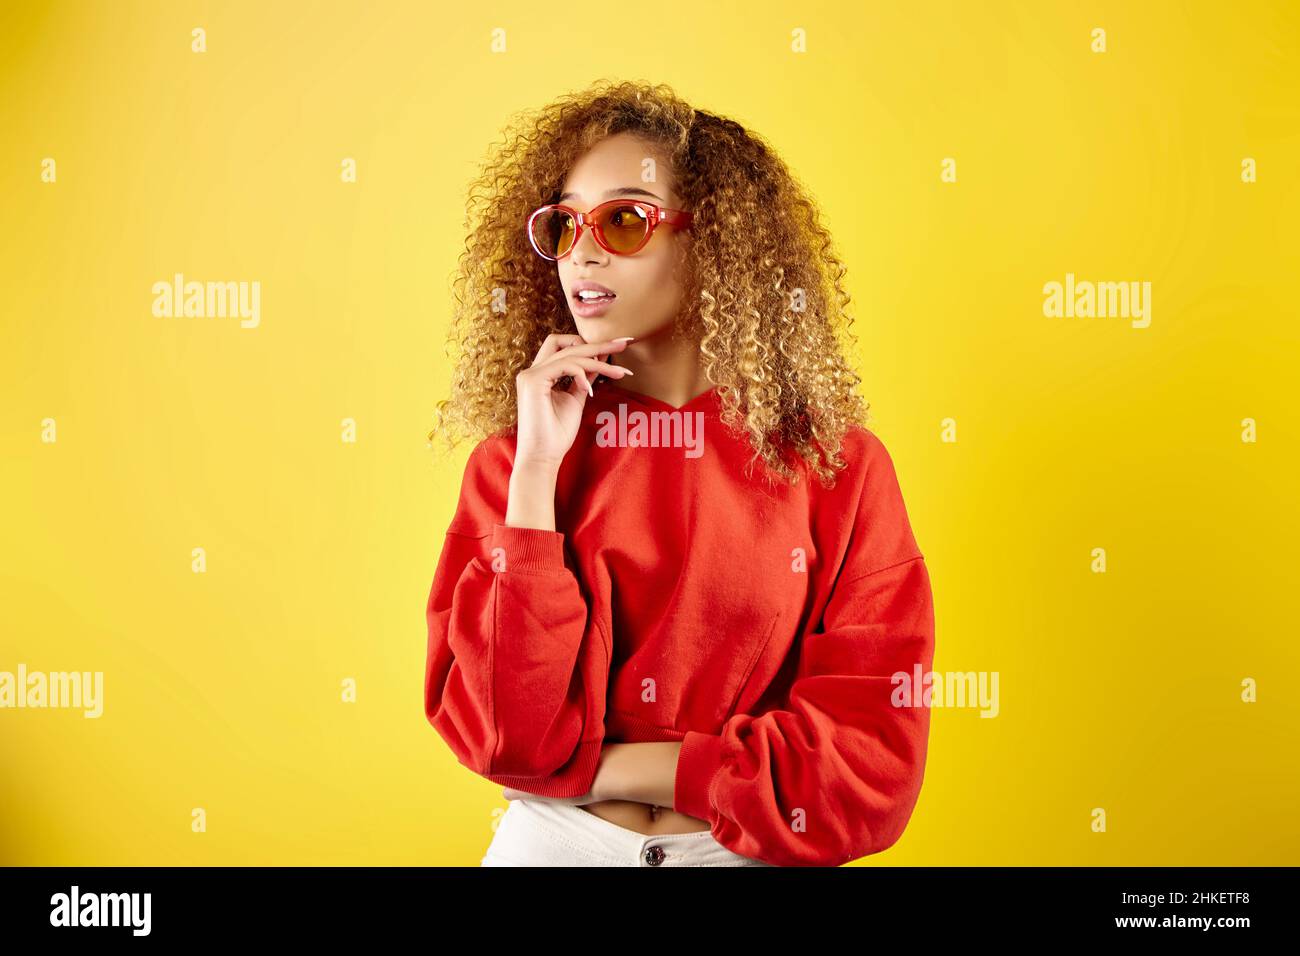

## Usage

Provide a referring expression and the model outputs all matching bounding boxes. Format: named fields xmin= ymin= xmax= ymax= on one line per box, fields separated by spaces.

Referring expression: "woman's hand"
xmin=513 ymin=334 xmax=634 ymax=470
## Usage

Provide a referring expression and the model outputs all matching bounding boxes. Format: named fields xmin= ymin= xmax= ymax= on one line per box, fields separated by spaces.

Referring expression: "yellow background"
xmin=2 ymin=0 xmax=1297 ymax=865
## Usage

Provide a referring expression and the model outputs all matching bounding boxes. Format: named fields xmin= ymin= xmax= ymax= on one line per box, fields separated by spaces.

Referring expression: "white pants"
xmin=480 ymin=799 xmax=776 ymax=867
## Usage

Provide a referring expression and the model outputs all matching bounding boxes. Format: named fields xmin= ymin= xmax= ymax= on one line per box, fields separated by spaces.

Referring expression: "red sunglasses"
xmin=527 ymin=198 xmax=692 ymax=260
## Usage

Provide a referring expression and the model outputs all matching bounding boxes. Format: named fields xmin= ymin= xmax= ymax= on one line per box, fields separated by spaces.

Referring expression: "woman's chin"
xmin=574 ymin=317 xmax=618 ymax=339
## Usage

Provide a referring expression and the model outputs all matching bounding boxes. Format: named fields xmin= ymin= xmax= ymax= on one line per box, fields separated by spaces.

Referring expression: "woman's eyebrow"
xmin=558 ymin=186 xmax=665 ymax=202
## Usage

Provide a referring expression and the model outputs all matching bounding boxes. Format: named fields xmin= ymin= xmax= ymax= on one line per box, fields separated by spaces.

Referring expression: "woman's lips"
xmin=572 ymin=292 xmax=617 ymax=317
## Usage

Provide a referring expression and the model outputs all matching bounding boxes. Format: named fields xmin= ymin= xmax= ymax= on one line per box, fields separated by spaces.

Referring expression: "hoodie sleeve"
xmin=673 ymin=429 xmax=936 ymax=866
xmin=424 ymin=437 xmax=608 ymax=796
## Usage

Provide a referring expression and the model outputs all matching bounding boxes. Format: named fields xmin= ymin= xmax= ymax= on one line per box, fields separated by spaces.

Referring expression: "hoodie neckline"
xmin=595 ymin=380 xmax=720 ymax=413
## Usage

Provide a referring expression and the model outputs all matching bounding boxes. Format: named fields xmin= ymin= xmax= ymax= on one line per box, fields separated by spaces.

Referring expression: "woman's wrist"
xmin=512 ymin=454 xmax=563 ymax=478
xmin=505 ymin=458 xmax=561 ymax=530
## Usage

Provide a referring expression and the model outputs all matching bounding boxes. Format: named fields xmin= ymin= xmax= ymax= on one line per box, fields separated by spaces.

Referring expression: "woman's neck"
xmin=607 ymin=331 xmax=711 ymax=408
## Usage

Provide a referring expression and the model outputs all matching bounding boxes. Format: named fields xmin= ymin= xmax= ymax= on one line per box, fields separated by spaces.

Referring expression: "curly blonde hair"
xmin=428 ymin=79 xmax=871 ymax=487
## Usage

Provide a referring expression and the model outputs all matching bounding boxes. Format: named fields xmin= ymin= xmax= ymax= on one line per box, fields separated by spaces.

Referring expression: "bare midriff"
xmin=579 ymin=799 xmax=712 ymax=835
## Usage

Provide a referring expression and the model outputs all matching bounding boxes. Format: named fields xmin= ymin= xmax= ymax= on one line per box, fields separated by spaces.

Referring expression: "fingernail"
xmin=586 ymin=377 xmax=594 ymax=396
xmin=613 ymin=336 xmax=635 ymax=342
xmin=622 ymin=369 xmax=635 ymax=375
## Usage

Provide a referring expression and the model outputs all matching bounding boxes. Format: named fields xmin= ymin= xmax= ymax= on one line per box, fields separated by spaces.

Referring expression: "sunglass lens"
xmin=597 ymin=204 xmax=650 ymax=254
xmin=531 ymin=209 xmax=577 ymax=259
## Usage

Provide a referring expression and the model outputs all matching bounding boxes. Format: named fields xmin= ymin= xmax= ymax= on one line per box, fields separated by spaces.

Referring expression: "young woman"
xmin=424 ymin=81 xmax=936 ymax=867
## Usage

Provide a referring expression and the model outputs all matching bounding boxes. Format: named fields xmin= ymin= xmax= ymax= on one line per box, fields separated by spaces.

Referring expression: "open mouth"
xmin=572 ymin=289 xmax=618 ymax=315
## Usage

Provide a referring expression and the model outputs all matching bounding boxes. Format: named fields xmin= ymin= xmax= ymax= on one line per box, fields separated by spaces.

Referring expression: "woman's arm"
xmin=591 ymin=741 xmax=683 ymax=809
xmin=666 ymin=431 xmax=934 ymax=866
xmin=425 ymin=440 xmax=607 ymax=795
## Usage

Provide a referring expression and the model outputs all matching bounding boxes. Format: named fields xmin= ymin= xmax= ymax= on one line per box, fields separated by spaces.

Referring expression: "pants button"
xmin=643 ymin=845 xmax=665 ymax=866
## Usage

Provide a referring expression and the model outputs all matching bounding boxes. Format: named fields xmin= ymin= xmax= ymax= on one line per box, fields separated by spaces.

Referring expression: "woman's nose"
xmin=571 ymin=220 xmax=606 ymax=263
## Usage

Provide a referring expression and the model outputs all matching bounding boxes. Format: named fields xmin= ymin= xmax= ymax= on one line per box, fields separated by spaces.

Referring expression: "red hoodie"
xmin=424 ymin=380 xmax=935 ymax=867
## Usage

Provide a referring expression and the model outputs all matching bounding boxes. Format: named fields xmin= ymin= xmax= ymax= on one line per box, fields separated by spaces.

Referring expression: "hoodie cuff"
xmin=489 ymin=523 xmax=566 ymax=572
xmin=674 ymin=730 xmax=728 ymax=821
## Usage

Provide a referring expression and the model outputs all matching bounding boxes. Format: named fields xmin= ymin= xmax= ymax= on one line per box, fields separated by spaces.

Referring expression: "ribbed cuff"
xmin=485 ymin=737 xmax=604 ymax=797
xmin=489 ymin=523 xmax=566 ymax=572
xmin=674 ymin=730 xmax=727 ymax=821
